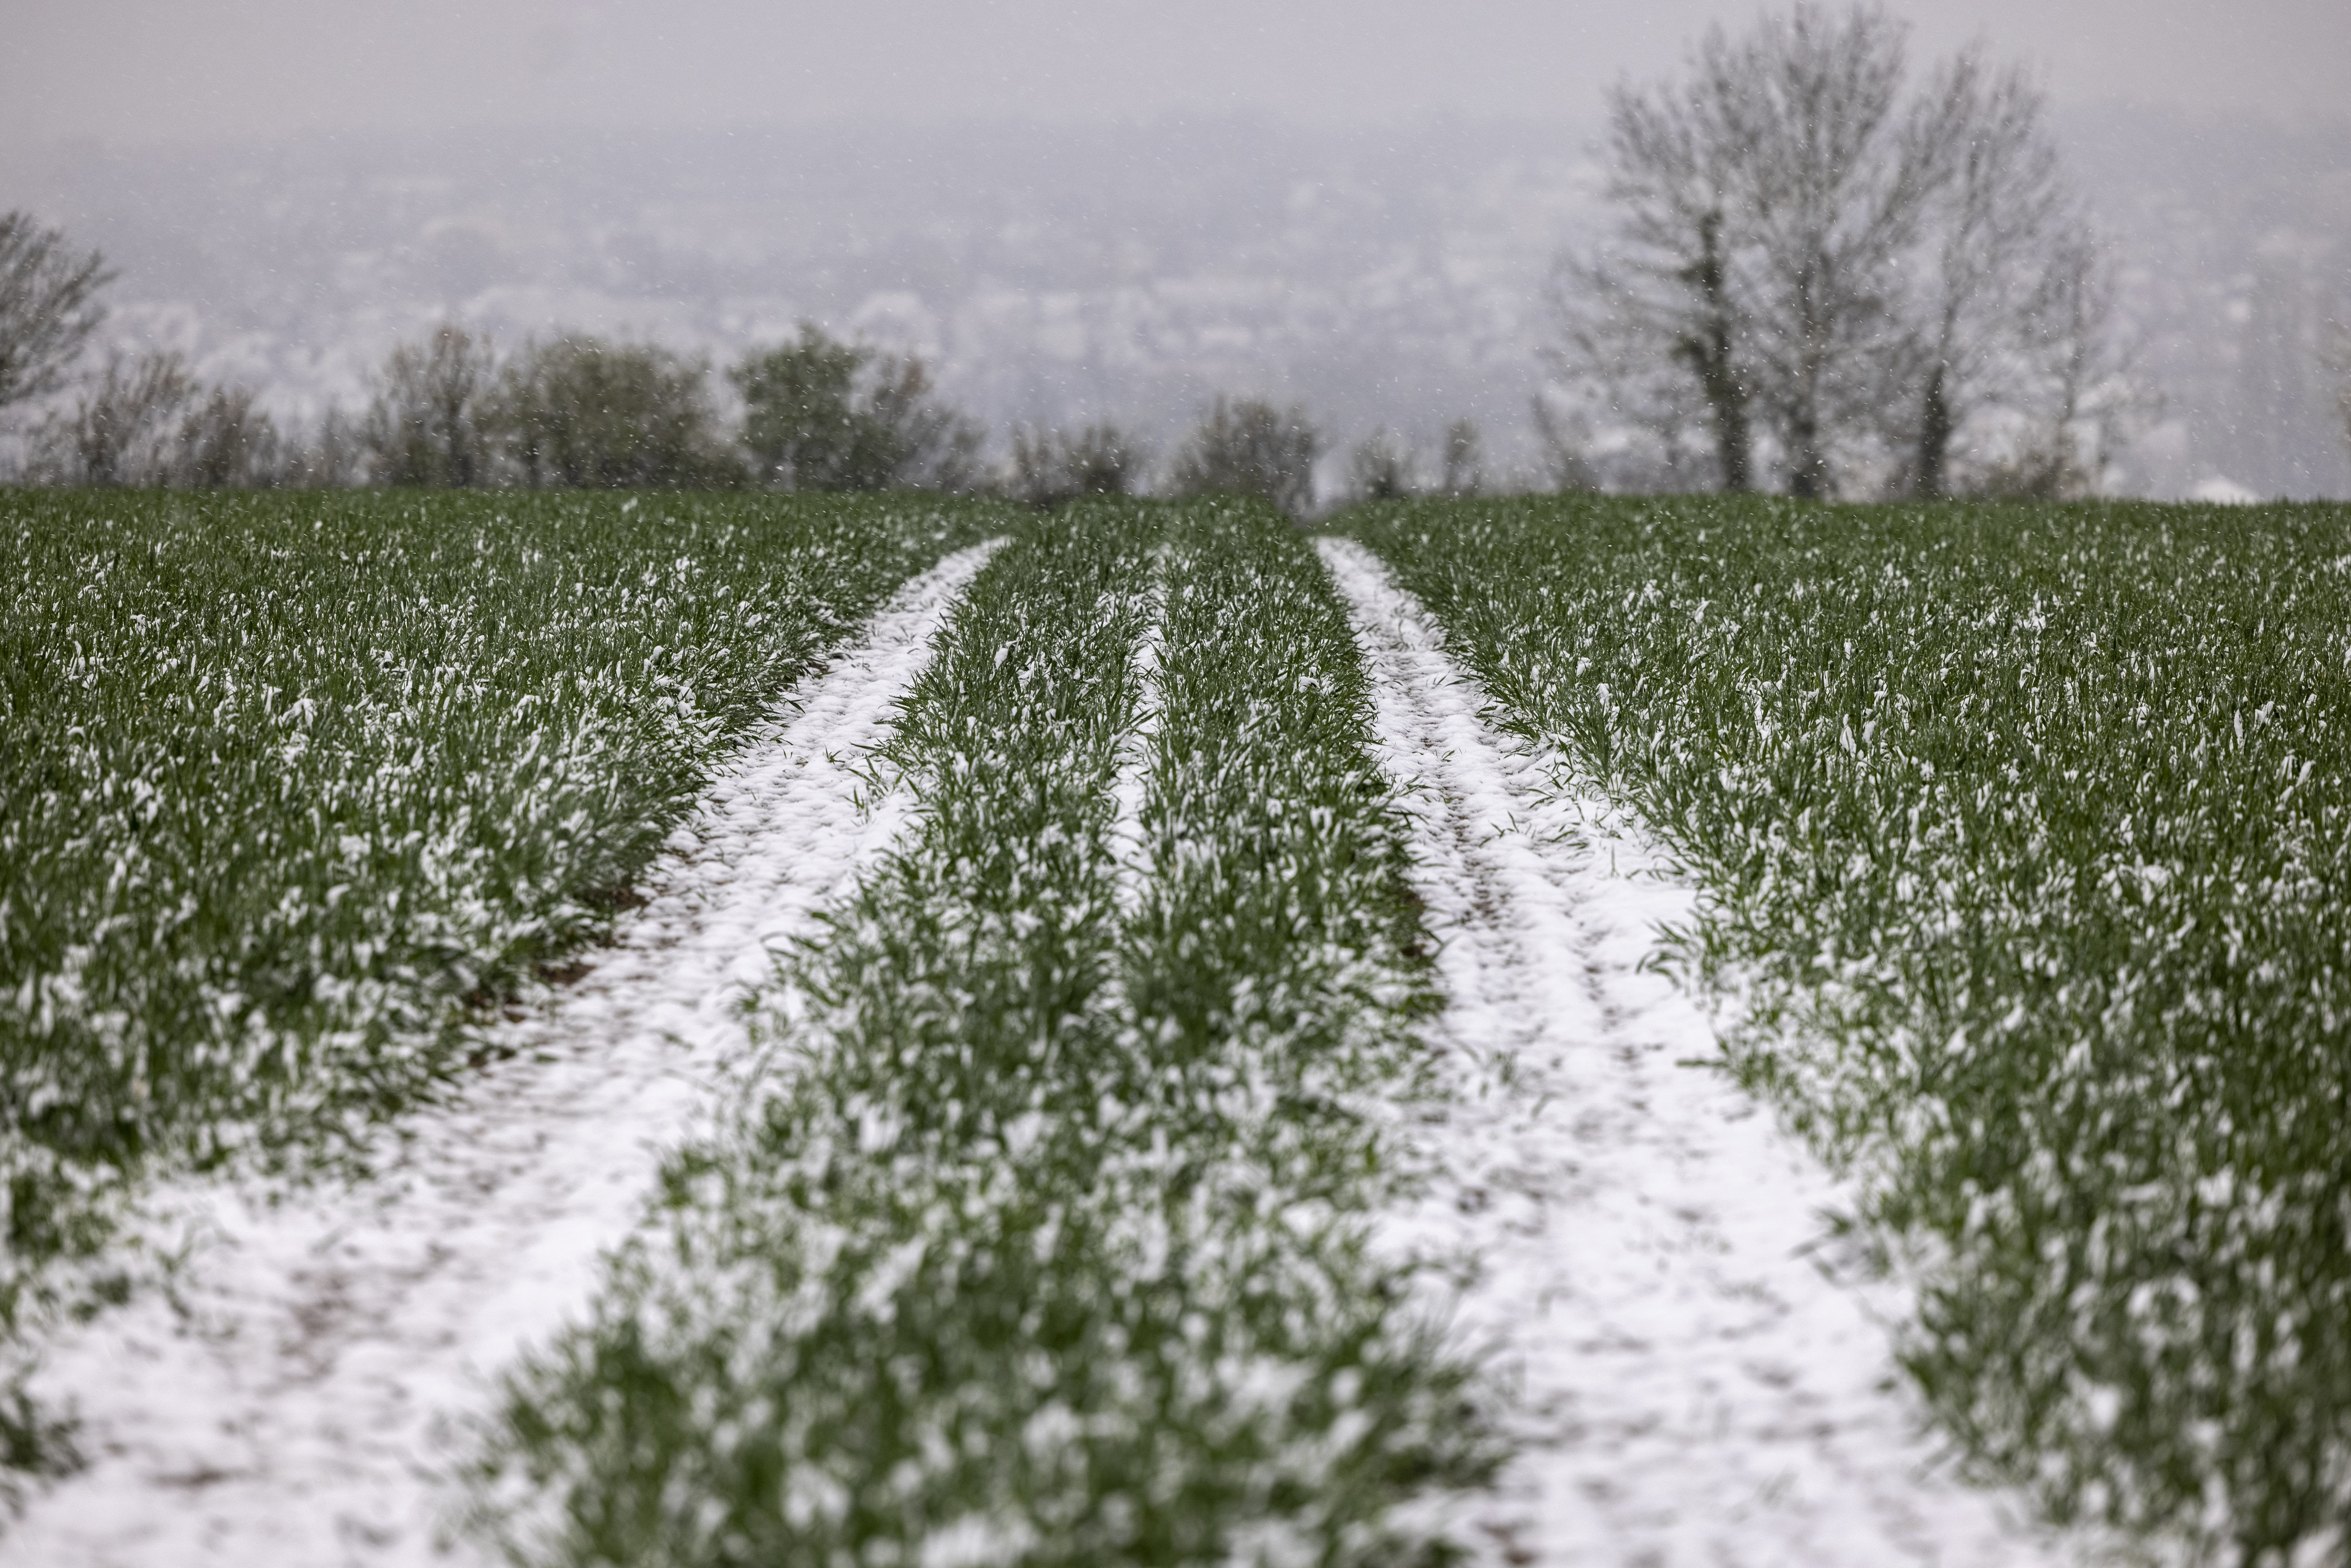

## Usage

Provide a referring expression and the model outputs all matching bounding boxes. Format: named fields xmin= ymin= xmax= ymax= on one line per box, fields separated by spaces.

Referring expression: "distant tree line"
xmin=0 ymin=229 xmax=1507 ymax=515
xmin=0 ymin=203 xmax=1505 ymax=515
xmin=0 ymin=312 xmax=979 ymax=496
xmin=0 ymin=228 xmax=1362 ymax=514
xmin=25 ymin=7 xmax=2294 ymax=521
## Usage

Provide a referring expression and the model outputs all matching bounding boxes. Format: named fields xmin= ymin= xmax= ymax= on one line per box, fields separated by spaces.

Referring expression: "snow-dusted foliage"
xmin=0 ymin=544 xmax=1003 ymax=1562
xmin=1348 ymin=495 xmax=2351 ymax=1564
xmin=1325 ymin=537 xmax=2109 ymax=1566
xmin=0 ymin=491 xmax=1000 ymax=1338
xmin=14 ymin=486 xmax=2349 ymax=1567
xmin=466 ymin=504 xmax=1501 ymax=1567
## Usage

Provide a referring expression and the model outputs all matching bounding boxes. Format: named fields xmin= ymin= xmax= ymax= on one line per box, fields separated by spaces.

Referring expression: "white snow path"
xmin=1318 ymin=538 xmax=2105 ymax=1568
xmin=8 ymin=541 xmax=1002 ymax=1568
xmin=1105 ymin=550 xmax=1167 ymax=921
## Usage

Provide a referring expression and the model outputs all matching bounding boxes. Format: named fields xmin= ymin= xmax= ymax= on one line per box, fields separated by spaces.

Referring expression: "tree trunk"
xmin=1673 ymin=210 xmax=1752 ymax=493
xmin=1916 ymin=363 xmax=1951 ymax=497
xmin=1787 ymin=290 xmax=1830 ymax=500
xmin=1787 ymin=377 xmax=1827 ymax=499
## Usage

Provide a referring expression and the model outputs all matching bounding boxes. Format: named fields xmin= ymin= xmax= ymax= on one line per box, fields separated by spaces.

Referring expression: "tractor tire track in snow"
xmin=1319 ymin=538 xmax=2098 ymax=1568
xmin=9 ymin=541 xmax=1002 ymax=1568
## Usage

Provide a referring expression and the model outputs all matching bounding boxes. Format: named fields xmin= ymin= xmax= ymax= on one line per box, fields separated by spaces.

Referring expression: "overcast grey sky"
xmin=6 ymin=0 xmax=2347 ymax=146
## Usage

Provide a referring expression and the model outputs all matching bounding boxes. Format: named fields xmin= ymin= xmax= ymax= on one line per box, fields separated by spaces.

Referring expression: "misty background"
xmin=4 ymin=0 xmax=2347 ymax=498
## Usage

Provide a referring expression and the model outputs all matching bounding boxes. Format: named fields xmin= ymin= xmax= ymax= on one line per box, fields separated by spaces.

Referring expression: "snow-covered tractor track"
xmin=1319 ymin=537 xmax=2092 ymax=1568
xmin=9 ymin=532 xmax=2128 ymax=1567
xmin=8 ymin=542 xmax=1002 ymax=1568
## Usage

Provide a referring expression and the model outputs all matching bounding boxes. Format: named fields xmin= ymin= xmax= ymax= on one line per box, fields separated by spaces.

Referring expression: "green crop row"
xmin=1343 ymin=496 xmax=2351 ymax=1562
xmin=467 ymin=503 xmax=1497 ymax=1567
xmin=0 ymin=489 xmax=1004 ymax=1335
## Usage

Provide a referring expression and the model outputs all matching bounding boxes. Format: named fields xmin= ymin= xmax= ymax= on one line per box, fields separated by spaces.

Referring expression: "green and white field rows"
xmin=1345 ymin=496 xmax=2351 ymax=1563
xmin=6 ymin=490 xmax=2351 ymax=1567
xmin=468 ymin=504 xmax=1500 ymax=1566
xmin=0 ymin=490 xmax=1002 ymax=1354
xmin=1321 ymin=536 xmax=2088 ymax=1564
xmin=4 ymin=537 xmax=1006 ymax=1562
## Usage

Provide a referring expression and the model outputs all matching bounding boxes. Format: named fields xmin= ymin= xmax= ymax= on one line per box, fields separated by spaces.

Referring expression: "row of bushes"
xmin=8 ymin=326 xmax=962 ymax=495
xmin=10 ymin=320 xmax=1505 ymax=514
xmin=0 ymin=208 xmax=1507 ymax=513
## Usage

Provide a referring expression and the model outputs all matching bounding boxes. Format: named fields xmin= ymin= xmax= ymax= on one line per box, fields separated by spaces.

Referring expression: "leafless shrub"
xmin=1439 ymin=418 xmax=1484 ymax=497
xmin=26 ymin=351 xmax=285 ymax=488
xmin=362 ymin=324 xmax=499 ymax=486
xmin=1167 ymin=396 xmax=1320 ymax=517
xmin=29 ymin=351 xmax=201 ymax=486
xmin=0 ymin=212 xmax=112 ymax=416
xmin=1347 ymin=428 xmax=1419 ymax=502
xmin=179 ymin=383 xmax=284 ymax=488
xmin=1007 ymin=421 xmax=1149 ymax=505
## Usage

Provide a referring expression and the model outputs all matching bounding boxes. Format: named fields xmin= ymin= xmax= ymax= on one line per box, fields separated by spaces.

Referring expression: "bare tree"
xmin=1346 ymin=428 xmax=1419 ymax=502
xmin=1341 ymin=419 xmax=1481 ymax=503
xmin=864 ymin=350 xmax=985 ymax=493
xmin=1971 ymin=231 xmax=2153 ymax=498
xmin=1903 ymin=56 xmax=2070 ymax=496
xmin=494 ymin=336 xmax=740 ymax=489
xmin=1548 ymin=5 xmax=2114 ymax=500
xmin=1167 ymin=396 xmax=1320 ymax=517
xmin=27 ymin=352 xmax=285 ymax=487
xmin=0 ymin=212 xmax=113 ymax=415
xmin=179 ymin=384 xmax=284 ymax=488
xmin=280 ymin=408 xmax=371 ymax=489
xmin=1719 ymin=7 xmax=1951 ymax=498
xmin=1440 ymin=418 xmax=1485 ymax=496
xmin=732 ymin=323 xmax=983 ymax=492
xmin=1007 ymin=421 xmax=1149 ymax=505
xmin=1546 ymin=86 xmax=1755 ymax=491
xmin=1529 ymin=393 xmax=1607 ymax=493
xmin=28 ymin=351 xmax=201 ymax=485
xmin=362 ymin=324 xmax=498 ymax=486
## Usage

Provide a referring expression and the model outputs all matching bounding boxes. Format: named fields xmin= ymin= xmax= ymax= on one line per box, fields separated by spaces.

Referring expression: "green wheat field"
xmin=5 ymin=489 xmax=2350 ymax=1563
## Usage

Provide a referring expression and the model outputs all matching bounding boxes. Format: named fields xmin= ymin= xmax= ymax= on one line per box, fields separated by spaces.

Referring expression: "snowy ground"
xmin=1318 ymin=538 xmax=2110 ymax=1568
xmin=6 ymin=543 xmax=1001 ymax=1568
xmin=9 ymin=536 xmax=2137 ymax=1567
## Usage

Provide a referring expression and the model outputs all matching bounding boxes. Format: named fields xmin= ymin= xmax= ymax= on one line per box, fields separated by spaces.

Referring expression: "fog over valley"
xmin=4 ymin=103 xmax=2345 ymax=500
xmin=5 ymin=0 xmax=2349 ymax=499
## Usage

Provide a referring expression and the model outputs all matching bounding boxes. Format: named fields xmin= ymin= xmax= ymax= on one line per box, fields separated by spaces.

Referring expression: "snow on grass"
xmin=1 ymin=541 xmax=1001 ymax=1567
xmin=466 ymin=504 xmax=1501 ymax=1568
xmin=1318 ymin=536 xmax=2113 ymax=1568
xmin=1103 ymin=546 xmax=1166 ymax=925
xmin=465 ymin=510 xmax=1172 ymax=1566
xmin=1341 ymin=497 xmax=2351 ymax=1562
xmin=0 ymin=491 xmax=1001 ymax=1360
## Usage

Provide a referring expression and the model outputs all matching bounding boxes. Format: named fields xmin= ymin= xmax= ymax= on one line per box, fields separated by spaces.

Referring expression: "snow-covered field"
xmin=7 ymin=544 xmax=998 ymax=1567
xmin=1322 ymin=539 xmax=2092 ymax=1567
xmin=9 ymin=532 xmax=2134 ymax=1565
